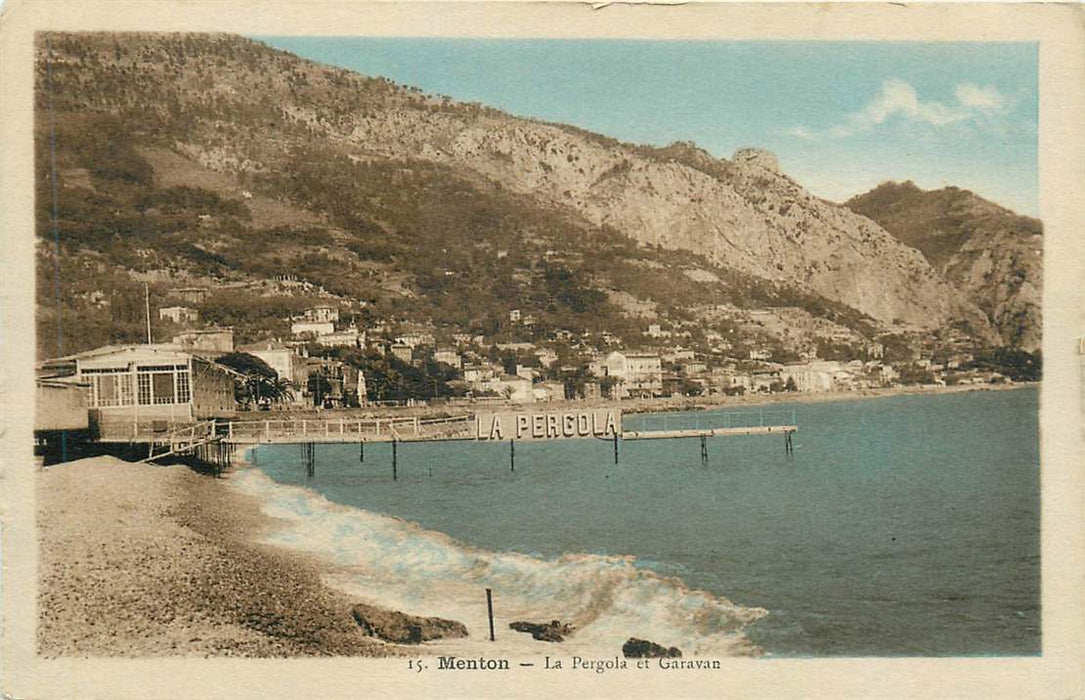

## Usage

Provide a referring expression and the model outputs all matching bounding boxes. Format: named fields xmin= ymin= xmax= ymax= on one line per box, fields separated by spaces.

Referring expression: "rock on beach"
xmin=508 ymin=620 xmax=575 ymax=642
xmin=622 ymin=638 xmax=682 ymax=658
xmin=351 ymin=604 xmax=468 ymax=644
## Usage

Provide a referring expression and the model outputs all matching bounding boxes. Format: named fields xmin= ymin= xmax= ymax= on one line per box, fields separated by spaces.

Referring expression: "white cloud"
xmin=955 ymin=82 xmax=1006 ymax=113
xmin=856 ymin=78 xmax=967 ymax=128
xmin=787 ymin=79 xmax=1009 ymax=140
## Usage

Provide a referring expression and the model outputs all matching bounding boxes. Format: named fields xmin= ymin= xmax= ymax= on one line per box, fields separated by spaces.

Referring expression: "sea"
xmin=231 ymin=386 xmax=1040 ymax=658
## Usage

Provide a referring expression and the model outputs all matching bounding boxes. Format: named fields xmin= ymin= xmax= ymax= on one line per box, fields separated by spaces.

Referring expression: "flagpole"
xmin=145 ymin=282 xmax=152 ymax=344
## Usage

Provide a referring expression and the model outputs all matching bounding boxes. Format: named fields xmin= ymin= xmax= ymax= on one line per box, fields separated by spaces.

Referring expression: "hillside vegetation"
xmin=34 ymin=32 xmax=1023 ymax=359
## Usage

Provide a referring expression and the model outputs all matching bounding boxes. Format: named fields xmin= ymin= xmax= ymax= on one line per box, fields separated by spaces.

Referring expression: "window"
xmin=136 ymin=364 xmax=190 ymax=405
xmin=83 ymin=364 xmax=193 ymax=407
xmin=176 ymin=369 xmax=191 ymax=403
xmin=153 ymin=372 xmax=175 ymax=404
xmin=81 ymin=369 xmax=133 ymax=407
xmin=138 ymin=372 xmax=152 ymax=405
xmin=117 ymin=373 xmax=133 ymax=405
xmin=99 ymin=374 xmax=119 ymax=406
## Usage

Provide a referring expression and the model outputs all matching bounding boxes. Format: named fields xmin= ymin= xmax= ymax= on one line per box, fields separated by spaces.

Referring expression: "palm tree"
xmin=218 ymin=352 xmax=279 ymax=409
xmin=265 ymin=377 xmax=295 ymax=405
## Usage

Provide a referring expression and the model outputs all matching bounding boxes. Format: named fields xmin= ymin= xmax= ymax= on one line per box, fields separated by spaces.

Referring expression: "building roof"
xmin=239 ymin=340 xmax=293 ymax=352
xmin=174 ymin=327 xmax=234 ymax=335
xmin=37 ymin=376 xmax=89 ymax=388
xmin=37 ymin=343 xmax=236 ymax=373
xmin=40 ymin=344 xmax=141 ymax=364
xmin=495 ymin=374 xmax=532 ymax=384
xmin=607 ymin=350 xmax=660 ymax=360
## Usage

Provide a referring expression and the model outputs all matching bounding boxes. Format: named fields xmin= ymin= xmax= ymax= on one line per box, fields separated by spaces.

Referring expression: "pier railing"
xmin=96 ymin=417 xmax=215 ymax=444
xmin=218 ymin=415 xmax=476 ymax=443
xmin=623 ymin=408 xmax=797 ymax=433
xmin=166 ymin=420 xmax=217 ymax=446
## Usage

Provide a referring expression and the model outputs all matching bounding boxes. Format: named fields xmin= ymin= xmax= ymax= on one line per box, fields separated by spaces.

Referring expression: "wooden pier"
xmin=622 ymin=424 xmax=796 ymax=440
xmin=105 ymin=407 xmax=798 ymax=470
xmin=620 ymin=416 xmax=797 ymax=462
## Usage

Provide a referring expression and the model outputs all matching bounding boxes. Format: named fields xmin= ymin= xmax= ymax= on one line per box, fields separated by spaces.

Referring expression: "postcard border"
xmin=2 ymin=2 xmax=1082 ymax=698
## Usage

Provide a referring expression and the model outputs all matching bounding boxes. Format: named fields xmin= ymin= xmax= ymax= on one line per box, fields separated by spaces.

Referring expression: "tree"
xmin=261 ymin=376 xmax=295 ymax=405
xmin=561 ymin=364 xmax=592 ymax=399
xmin=215 ymin=352 xmax=278 ymax=407
xmin=599 ymin=376 xmax=620 ymax=399
xmin=216 ymin=352 xmax=276 ymax=380
xmin=679 ymin=378 xmax=704 ymax=397
xmin=969 ymin=348 xmax=1041 ymax=382
xmin=897 ymin=364 xmax=935 ymax=386
xmin=307 ymin=373 xmax=334 ymax=407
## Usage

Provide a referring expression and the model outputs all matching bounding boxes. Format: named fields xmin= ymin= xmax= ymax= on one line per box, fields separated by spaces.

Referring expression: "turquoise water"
xmin=245 ymin=387 xmax=1040 ymax=657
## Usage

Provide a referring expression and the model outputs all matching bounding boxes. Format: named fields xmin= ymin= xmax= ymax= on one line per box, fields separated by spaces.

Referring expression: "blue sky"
xmin=257 ymin=38 xmax=1039 ymax=216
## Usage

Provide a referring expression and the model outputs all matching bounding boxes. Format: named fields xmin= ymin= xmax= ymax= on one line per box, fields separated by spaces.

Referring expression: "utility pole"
xmin=144 ymin=282 xmax=152 ymax=344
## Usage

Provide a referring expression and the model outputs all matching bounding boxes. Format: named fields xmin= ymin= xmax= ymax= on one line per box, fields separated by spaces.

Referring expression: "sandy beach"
xmin=37 ymin=457 xmax=404 ymax=657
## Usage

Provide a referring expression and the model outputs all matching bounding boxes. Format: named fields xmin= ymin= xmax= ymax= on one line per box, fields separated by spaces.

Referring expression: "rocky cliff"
xmin=847 ymin=181 xmax=1041 ymax=350
xmin=340 ymin=108 xmax=993 ymax=336
xmin=37 ymin=32 xmax=1003 ymax=344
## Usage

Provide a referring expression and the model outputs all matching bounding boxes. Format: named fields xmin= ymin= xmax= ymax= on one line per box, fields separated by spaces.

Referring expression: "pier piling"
xmin=392 ymin=438 xmax=398 ymax=481
xmin=486 ymin=588 xmax=496 ymax=642
xmin=509 ymin=439 xmax=515 ymax=472
xmin=700 ymin=435 xmax=708 ymax=463
xmin=302 ymin=442 xmax=315 ymax=477
xmin=613 ymin=433 xmax=619 ymax=464
xmin=359 ymin=439 xmax=364 ymax=463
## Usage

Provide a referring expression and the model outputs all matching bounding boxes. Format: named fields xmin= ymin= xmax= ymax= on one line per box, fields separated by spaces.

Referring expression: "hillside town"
xmin=37 ymin=287 xmax=1037 ymax=428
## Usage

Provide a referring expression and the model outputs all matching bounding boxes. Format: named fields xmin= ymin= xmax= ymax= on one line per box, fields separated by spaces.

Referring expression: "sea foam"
xmin=230 ymin=469 xmax=766 ymax=656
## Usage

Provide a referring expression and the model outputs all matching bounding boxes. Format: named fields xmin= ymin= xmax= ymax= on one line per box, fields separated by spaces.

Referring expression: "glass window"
xmin=153 ymin=372 xmax=175 ymax=404
xmin=85 ymin=370 xmax=133 ymax=407
xmin=138 ymin=372 xmax=152 ymax=405
xmin=176 ymin=369 xmax=191 ymax=403
xmin=118 ymin=373 xmax=133 ymax=406
xmin=97 ymin=374 xmax=118 ymax=406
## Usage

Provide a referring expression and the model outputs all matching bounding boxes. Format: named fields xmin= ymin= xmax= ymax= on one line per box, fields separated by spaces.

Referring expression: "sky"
xmin=257 ymin=37 xmax=1039 ymax=217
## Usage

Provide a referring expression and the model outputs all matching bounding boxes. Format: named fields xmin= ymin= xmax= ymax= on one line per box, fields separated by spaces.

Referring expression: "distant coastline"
xmin=256 ymin=381 xmax=1038 ymax=421
xmin=618 ymin=380 xmax=1038 ymax=415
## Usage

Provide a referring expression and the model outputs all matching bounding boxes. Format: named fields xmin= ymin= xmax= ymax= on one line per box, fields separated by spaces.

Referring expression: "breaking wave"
xmin=230 ymin=469 xmax=766 ymax=656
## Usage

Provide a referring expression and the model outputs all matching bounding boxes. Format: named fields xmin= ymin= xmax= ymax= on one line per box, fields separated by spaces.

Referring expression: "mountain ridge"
xmin=846 ymin=180 xmax=1042 ymax=351
xmin=35 ymin=32 xmax=1025 ymax=358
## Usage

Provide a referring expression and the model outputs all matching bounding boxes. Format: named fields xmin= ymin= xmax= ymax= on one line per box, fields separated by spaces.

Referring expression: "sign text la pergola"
xmin=476 ymin=409 xmax=621 ymax=441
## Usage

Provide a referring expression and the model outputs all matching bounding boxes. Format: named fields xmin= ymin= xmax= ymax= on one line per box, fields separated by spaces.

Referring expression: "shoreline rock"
xmin=622 ymin=638 xmax=682 ymax=658
xmin=509 ymin=619 xmax=574 ymax=642
xmin=352 ymin=604 xmax=468 ymax=644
